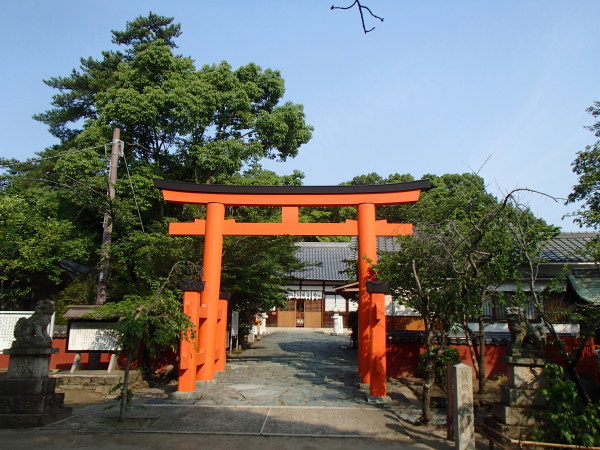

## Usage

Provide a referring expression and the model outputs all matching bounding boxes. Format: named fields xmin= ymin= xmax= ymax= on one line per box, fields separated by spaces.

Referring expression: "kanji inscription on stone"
xmin=453 ymin=363 xmax=475 ymax=450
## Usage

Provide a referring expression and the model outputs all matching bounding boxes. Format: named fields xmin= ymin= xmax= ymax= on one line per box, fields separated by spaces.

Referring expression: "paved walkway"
xmin=187 ymin=330 xmax=369 ymax=407
xmin=1 ymin=330 xmax=458 ymax=449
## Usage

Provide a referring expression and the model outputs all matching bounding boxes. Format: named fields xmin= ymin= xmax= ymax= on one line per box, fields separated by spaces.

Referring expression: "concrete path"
xmin=1 ymin=330 xmax=457 ymax=449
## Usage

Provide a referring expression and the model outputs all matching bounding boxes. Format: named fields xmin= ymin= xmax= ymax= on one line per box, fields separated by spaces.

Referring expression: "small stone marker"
xmin=453 ymin=363 xmax=474 ymax=450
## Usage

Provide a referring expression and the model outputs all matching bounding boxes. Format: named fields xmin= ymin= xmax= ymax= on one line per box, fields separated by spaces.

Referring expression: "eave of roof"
xmin=567 ymin=270 xmax=600 ymax=305
xmin=541 ymin=232 xmax=599 ymax=262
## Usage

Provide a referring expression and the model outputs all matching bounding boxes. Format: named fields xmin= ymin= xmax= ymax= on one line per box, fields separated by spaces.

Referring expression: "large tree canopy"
xmin=372 ymin=172 xmax=557 ymax=422
xmin=0 ymin=13 xmax=311 ymax=309
xmin=34 ymin=13 xmax=312 ymax=183
xmin=567 ymin=102 xmax=600 ymax=262
xmin=568 ymin=102 xmax=600 ymax=231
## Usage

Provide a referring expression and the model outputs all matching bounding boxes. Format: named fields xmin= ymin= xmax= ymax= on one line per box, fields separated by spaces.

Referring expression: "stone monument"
xmin=453 ymin=363 xmax=475 ymax=450
xmin=0 ymin=299 xmax=72 ymax=427
xmin=486 ymin=307 xmax=547 ymax=440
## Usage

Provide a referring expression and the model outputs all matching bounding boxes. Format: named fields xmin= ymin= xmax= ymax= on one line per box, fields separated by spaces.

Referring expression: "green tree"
xmin=0 ymin=191 xmax=92 ymax=308
xmin=92 ymin=260 xmax=198 ymax=420
xmin=377 ymin=224 xmax=460 ymax=424
xmin=223 ymin=235 xmax=303 ymax=340
xmin=567 ymin=101 xmax=600 ymax=261
xmin=534 ymin=363 xmax=600 ymax=446
xmin=1 ymin=13 xmax=311 ymax=339
xmin=375 ymin=173 xmax=536 ymax=423
xmin=502 ymin=194 xmax=596 ymax=404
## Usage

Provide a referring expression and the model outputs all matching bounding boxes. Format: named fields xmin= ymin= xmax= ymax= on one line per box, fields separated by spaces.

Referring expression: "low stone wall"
xmin=0 ymin=338 xmax=112 ymax=371
xmin=52 ymin=370 xmax=141 ymax=395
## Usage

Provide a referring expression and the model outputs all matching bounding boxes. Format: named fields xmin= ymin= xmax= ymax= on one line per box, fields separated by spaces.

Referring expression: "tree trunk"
xmin=421 ymin=368 xmax=434 ymax=425
xmin=477 ymin=316 xmax=487 ymax=394
xmin=421 ymin=319 xmax=435 ymax=425
xmin=464 ymin=324 xmax=480 ymax=380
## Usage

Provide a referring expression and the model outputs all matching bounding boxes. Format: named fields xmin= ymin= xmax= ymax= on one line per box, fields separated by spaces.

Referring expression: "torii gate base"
xmin=155 ymin=179 xmax=429 ymax=400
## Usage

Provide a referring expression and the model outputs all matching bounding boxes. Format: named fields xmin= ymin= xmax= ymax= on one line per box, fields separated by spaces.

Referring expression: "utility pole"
xmin=96 ymin=128 xmax=122 ymax=305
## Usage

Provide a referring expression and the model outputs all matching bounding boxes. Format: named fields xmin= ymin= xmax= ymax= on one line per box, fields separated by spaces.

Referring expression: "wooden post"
xmin=91 ymin=127 xmax=121 ymax=370
xmin=446 ymin=361 xmax=455 ymax=441
xmin=214 ymin=296 xmax=228 ymax=372
xmin=96 ymin=127 xmax=121 ymax=306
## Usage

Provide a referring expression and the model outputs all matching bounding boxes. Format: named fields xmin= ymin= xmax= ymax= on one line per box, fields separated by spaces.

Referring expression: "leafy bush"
xmin=533 ymin=363 xmax=600 ymax=447
xmin=418 ymin=346 xmax=461 ymax=391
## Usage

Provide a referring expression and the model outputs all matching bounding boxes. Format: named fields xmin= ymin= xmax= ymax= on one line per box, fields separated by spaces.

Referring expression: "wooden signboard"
xmin=230 ymin=311 xmax=239 ymax=337
xmin=66 ymin=321 xmax=119 ymax=352
xmin=0 ymin=311 xmax=55 ymax=351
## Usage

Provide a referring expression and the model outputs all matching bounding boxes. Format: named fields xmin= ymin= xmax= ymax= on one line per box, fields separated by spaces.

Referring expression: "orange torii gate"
xmin=154 ymin=178 xmax=429 ymax=400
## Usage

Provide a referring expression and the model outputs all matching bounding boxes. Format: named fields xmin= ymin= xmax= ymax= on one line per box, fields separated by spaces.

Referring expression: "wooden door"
xmin=304 ymin=298 xmax=323 ymax=328
xmin=277 ymin=299 xmax=296 ymax=327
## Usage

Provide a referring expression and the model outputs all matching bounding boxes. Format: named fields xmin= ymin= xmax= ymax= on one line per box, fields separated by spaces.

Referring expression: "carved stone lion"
xmin=12 ymin=299 xmax=54 ymax=348
xmin=506 ymin=306 xmax=546 ymax=358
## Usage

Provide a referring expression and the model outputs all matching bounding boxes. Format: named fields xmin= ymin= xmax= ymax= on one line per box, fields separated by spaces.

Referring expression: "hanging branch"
xmin=331 ymin=1 xmax=384 ymax=34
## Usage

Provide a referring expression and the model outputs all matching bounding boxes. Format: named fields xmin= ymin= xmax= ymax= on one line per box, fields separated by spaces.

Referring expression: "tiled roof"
xmin=540 ymin=232 xmax=598 ymax=262
xmin=290 ymin=238 xmax=405 ymax=281
xmin=364 ymin=233 xmax=599 ymax=263
xmin=290 ymin=242 xmax=354 ymax=281
xmin=375 ymin=236 xmax=402 ymax=252
xmin=290 ymin=232 xmax=598 ymax=282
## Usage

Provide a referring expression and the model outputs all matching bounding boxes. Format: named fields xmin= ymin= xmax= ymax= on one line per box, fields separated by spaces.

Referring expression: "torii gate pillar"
xmin=357 ymin=203 xmax=386 ymax=396
xmin=197 ymin=202 xmax=225 ymax=381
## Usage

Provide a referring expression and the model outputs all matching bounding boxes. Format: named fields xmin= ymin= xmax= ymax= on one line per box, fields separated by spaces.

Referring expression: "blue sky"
xmin=1 ymin=1 xmax=599 ymax=230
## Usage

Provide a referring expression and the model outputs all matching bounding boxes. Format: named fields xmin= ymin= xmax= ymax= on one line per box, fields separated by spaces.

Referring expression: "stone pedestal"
xmin=0 ymin=347 xmax=72 ymax=427
xmin=486 ymin=357 xmax=546 ymax=440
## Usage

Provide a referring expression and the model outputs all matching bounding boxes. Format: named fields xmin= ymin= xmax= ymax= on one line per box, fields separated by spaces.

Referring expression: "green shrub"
xmin=533 ymin=363 xmax=600 ymax=447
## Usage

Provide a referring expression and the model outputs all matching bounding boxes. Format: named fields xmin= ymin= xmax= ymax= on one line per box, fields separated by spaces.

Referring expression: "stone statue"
xmin=11 ymin=299 xmax=54 ymax=349
xmin=506 ymin=306 xmax=546 ymax=358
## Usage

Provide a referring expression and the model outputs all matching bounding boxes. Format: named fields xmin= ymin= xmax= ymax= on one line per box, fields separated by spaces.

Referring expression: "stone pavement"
xmin=0 ymin=330 xmax=461 ymax=449
xmin=184 ymin=330 xmax=376 ymax=407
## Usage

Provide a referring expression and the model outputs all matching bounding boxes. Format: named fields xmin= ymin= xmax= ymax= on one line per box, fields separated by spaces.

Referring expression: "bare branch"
xmin=331 ymin=1 xmax=384 ymax=34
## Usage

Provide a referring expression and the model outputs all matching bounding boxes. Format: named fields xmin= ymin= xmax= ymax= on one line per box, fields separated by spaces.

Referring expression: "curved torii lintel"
xmin=153 ymin=178 xmax=430 ymax=207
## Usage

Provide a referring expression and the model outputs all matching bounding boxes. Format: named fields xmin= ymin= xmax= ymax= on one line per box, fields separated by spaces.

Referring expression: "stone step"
xmin=51 ymin=370 xmax=141 ymax=395
xmin=0 ymin=393 xmax=65 ymax=414
xmin=0 ymin=377 xmax=57 ymax=396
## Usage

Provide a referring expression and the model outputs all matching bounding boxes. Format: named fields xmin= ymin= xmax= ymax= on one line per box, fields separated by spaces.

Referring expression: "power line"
xmin=122 ymin=148 xmax=145 ymax=233
xmin=0 ymin=144 xmax=109 ymax=168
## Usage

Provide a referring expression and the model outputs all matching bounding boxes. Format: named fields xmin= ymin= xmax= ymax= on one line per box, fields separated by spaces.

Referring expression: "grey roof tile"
xmin=541 ymin=232 xmax=598 ymax=262
xmin=290 ymin=242 xmax=354 ymax=281
xmin=290 ymin=233 xmax=598 ymax=282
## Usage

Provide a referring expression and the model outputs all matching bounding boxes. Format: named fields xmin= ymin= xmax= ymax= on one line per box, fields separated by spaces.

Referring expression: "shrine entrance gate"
xmin=155 ymin=179 xmax=429 ymax=400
